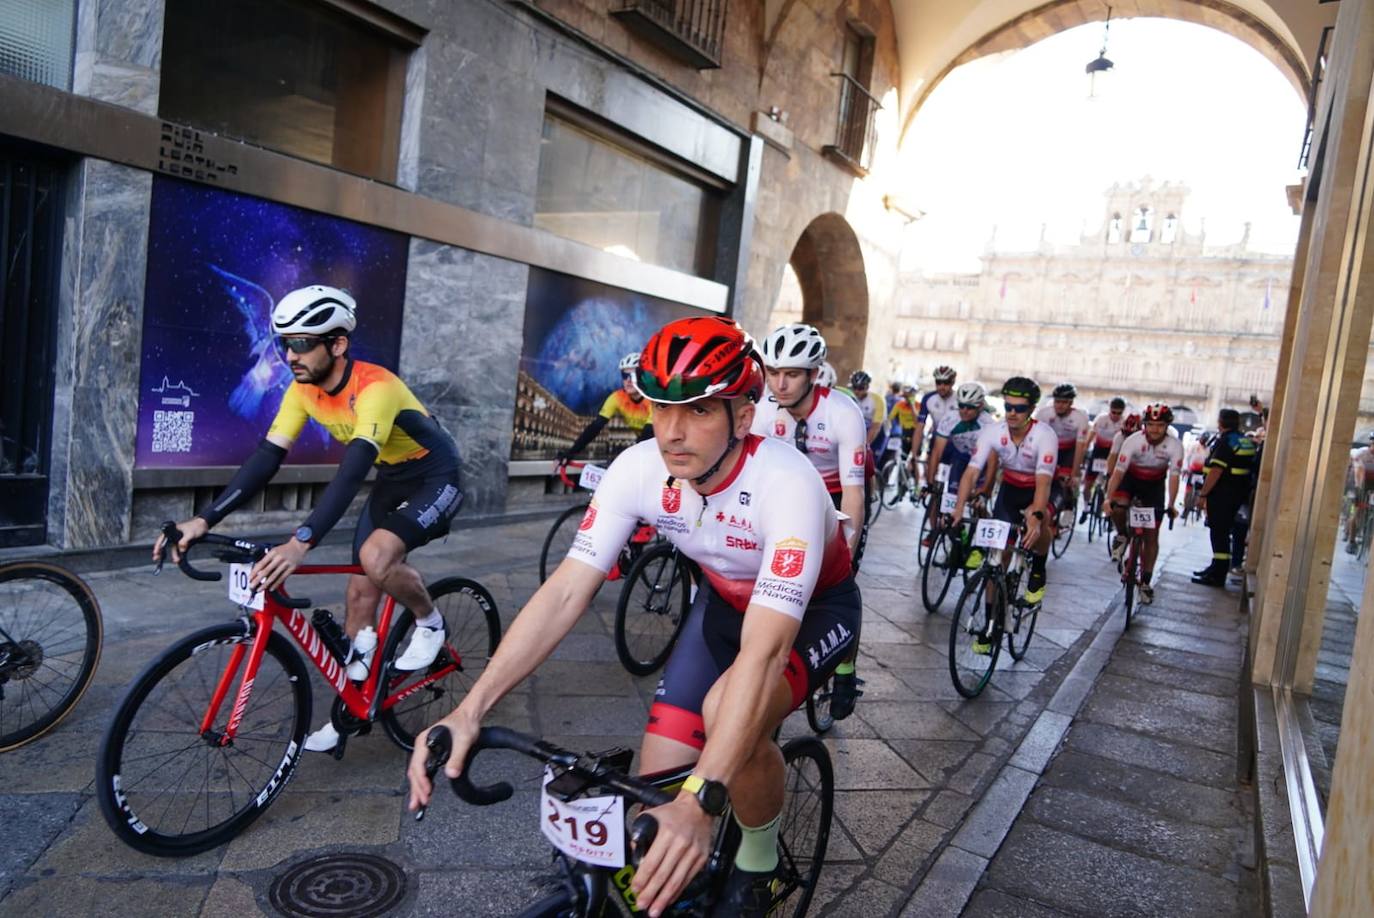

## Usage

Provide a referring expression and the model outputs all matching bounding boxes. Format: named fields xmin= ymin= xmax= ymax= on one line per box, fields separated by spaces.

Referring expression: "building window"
xmin=1130 ymin=206 xmax=1153 ymax=243
xmin=1107 ymin=213 xmax=1122 ymax=244
xmin=0 ymin=0 xmax=75 ymax=90
xmin=824 ymin=25 xmax=880 ymax=176
xmin=1161 ymin=213 xmax=1178 ymax=244
xmin=158 ymin=0 xmax=416 ymax=183
xmin=534 ymin=108 xmax=720 ymax=278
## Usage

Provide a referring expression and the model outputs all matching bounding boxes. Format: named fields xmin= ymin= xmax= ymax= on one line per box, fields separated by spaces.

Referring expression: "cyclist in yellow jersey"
xmin=556 ymin=353 xmax=655 ymax=465
xmin=154 ymin=285 xmax=462 ymax=752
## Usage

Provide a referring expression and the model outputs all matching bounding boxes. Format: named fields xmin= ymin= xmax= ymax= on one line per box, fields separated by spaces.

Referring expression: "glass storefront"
xmin=0 ymin=0 xmax=75 ymax=90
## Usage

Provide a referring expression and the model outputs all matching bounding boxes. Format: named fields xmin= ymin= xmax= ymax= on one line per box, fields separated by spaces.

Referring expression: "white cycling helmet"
xmin=816 ymin=362 xmax=837 ymax=387
xmin=619 ymin=352 xmax=640 ymax=373
xmin=272 ymin=285 xmax=357 ymax=336
xmin=761 ymin=323 xmax=827 ymax=370
xmin=955 ymin=381 xmax=987 ymax=408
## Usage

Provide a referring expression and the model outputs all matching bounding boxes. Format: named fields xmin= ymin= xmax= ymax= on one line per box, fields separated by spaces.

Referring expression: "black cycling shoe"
xmin=717 ymin=865 xmax=779 ymax=917
xmin=829 ymin=671 xmax=863 ymax=721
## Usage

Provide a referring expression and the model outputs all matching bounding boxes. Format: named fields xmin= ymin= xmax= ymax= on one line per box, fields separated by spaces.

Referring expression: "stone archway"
xmin=773 ymin=213 xmax=871 ymax=376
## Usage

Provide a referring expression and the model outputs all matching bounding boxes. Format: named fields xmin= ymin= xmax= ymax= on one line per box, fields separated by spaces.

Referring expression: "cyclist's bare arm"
xmin=406 ymin=556 xmax=605 ymax=810
xmin=1357 ymin=464 xmax=1367 ymax=490
xmin=634 ymin=603 xmax=802 ymax=917
xmin=953 ymin=451 xmax=997 ymax=520
xmin=927 ymin=437 xmax=948 ymax=486
xmin=1072 ymin=432 xmax=1088 ymax=479
xmin=841 ymin=485 xmax=864 ymax=552
xmin=152 ymin=432 xmax=295 ymax=563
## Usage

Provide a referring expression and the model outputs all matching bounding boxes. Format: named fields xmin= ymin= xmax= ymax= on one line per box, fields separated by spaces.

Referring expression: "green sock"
xmin=835 ymin=661 xmax=855 ymax=676
xmin=734 ymin=812 xmax=780 ymax=872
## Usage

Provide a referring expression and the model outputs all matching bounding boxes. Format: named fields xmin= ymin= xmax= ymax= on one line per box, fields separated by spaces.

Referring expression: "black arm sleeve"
xmin=301 ymin=439 xmax=379 ymax=542
xmin=198 ymin=439 xmax=288 ymax=527
xmin=565 ymin=416 xmax=609 ymax=458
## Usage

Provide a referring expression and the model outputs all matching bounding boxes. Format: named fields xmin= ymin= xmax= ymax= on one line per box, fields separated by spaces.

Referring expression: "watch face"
xmin=295 ymin=526 xmax=313 ymax=543
xmin=700 ymin=780 xmax=728 ymax=815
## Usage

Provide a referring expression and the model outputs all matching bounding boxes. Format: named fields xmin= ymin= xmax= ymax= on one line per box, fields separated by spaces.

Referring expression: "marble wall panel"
xmin=72 ymin=0 xmax=164 ymax=115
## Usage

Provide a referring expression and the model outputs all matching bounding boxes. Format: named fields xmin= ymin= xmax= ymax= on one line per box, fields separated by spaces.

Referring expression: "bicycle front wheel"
xmin=0 ymin=562 xmax=103 ymax=752
xmin=921 ymin=528 xmax=958 ymax=613
xmin=97 ymin=622 xmax=310 ymax=856
xmin=1051 ymin=512 xmax=1075 ymax=558
xmin=380 ymin=577 xmax=502 ymax=750
xmin=540 ymin=503 xmax=590 ymax=582
xmin=880 ymin=461 xmax=905 ymax=509
xmin=805 ymin=676 xmax=833 ymax=734
xmin=774 ymin=735 xmax=834 ymax=917
xmin=949 ymin=570 xmax=1002 ymax=698
xmin=615 ymin=544 xmax=691 ymax=677
xmin=917 ymin=506 xmax=938 ymax=567
xmin=1005 ymin=568 xmax=1040 ymax=662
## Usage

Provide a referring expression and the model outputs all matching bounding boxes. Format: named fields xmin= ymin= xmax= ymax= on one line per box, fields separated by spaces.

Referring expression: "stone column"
xmin=1252 ymin=0 xmax=1374 ymax=690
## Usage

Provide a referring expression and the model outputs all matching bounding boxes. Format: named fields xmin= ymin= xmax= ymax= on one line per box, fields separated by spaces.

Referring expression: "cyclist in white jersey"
xmin=1106 ymin=403 xmax=1182 ymax=603
xmin=912 ymin=365 xmax=958 ymax=481
xmin=1081 ymin=397 xmax=1125 ymax=520
xmin=1106 ymin=412 xmax=1141 ymax=480
xmin=407 ymin=317 xmax=860 ymax=917
xmin=753 ymin=322 xmax=867 ymax=721
xmin=951 ymin=376 xmax=1059 ymax=607
xmin=1034 ymin=383 xmax=1090 ymax=521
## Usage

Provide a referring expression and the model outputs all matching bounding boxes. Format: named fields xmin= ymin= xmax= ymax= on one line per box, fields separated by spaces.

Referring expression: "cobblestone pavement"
xmin=0 ymin=500 xmax=1249 ymax=917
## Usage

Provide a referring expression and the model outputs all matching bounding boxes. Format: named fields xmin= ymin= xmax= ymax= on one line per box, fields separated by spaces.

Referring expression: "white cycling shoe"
xmin=304 ymin=722 xmax=341 ymax=753
xmin=393 ymin=626 xmax=446 ymax=671
xmin=1110 ymin=535 xmax=1126 ymax=563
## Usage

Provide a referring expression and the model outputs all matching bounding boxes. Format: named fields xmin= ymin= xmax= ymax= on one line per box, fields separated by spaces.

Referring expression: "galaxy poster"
xmin=511 ymin=268 xmax=704 ymax=461
xmin=135 ymin=177 xmax=409 ymax=468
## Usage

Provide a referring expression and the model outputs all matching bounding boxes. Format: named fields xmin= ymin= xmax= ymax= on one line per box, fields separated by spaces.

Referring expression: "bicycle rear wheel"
xmin=1005 ymin=568 xmax=1039 ymax=661
xmin=805 ymin=676 xmax=833 ymax=734
xmin=380 ymin=577 xmax=502 ymax=750
xmin=1122 ymin=540 xmax=1139 ymax=630
xmin=1051 ymin=512 xmax=1075 ymax=558
xmin=97 ymin=622 xmax=310 ymax=856
xmin=921 ymin=528 xmax=959 ymax=613
xmin=773 ymin=735 xmax=834 ymax=917
xmin=880 ymin=461 xmax=905 ymax=509
xmin=949 ymin=571 xmax=1002 ymax=698
xmin=917 ymin=505 xmax=938 ymax=567
xmin=540 ymin=503 xmax=590 ymax=582
xmin=614 ymin=544 xmax=691 ymax=677
xmin=0 ymin=562 xmax=103 ymax=752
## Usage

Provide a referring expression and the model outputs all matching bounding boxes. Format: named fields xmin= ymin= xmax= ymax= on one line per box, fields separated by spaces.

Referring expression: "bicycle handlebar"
xmin=556 ymin=460 xmax=586 ymax=489
xmin=157 ymin=521 xmax=311 ymax=609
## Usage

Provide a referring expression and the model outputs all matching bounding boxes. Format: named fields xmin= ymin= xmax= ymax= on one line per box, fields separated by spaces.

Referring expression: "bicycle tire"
xmin=775 ymin=735 xmax=834 ymax=918
xmin=921 ymin=528 xmax=958 ymax=613
xmin=97 ymin=622 xmax=310 ymax=856
xmin=805 ymin=676 xmax=834 ymax=734
xmin=614 ymin=544 xmax=691 ymax=677
xmin=1005 ymin=566 xmax=1039 ymax=662
xmin=540 ymin=503 xmax=590 ymax=583
xmin=949 ymin=570 xmax=1002 ymax=698
xmin=379 ymin=577 xmax=502 ymax=750
xmin=0 ymin=562 xmax=103 ymax=752
xmin=515 ymin=889 xmax=614 ymax=918
xmin=880 ymin=461 xmax=906 ymax=509
xmin=1050 ymin=510 xmax=1075 ymax=558
xmin=1123 ymin=539 xmax=1140 ymax=630
xmin=916 ymin=507 xmax=937 ymax=567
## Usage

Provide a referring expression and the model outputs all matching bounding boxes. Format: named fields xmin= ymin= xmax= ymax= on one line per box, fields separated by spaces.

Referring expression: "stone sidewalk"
xmin=0 ymin=504 xmax=1251 ymax=916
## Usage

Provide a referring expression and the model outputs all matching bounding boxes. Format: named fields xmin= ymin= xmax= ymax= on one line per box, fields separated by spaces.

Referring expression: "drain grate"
xmin=269 ymin=853 xmax=407 ymax=918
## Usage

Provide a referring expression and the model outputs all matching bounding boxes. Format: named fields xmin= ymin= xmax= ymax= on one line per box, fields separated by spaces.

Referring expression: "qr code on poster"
xmin=152 ymin=410 xmax=195 ymax=453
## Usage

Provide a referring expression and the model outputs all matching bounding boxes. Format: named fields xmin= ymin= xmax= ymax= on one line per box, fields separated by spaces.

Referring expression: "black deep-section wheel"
xmin=380 ymin=577 xmax=502 ymax=750
xmin=540 ymin=503 xmax=590 ymax=582
xmin=0 ymin=562 xmax=103 ymax=752
xmin=97 ymin=622 xmax=310 ymax=856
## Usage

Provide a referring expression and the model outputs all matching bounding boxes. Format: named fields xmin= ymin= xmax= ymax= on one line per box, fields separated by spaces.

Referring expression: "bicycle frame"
xmin=201 ymin=564 xmax=462 ymax=745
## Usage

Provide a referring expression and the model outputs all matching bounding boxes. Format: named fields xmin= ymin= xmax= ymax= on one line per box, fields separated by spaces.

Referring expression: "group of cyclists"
xmin=148 ymin=282 xmax=1259 ymax=916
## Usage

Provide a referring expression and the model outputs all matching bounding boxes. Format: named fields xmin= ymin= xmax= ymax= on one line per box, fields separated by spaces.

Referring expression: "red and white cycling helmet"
xmin=1142 ymin=402 xmax=1174 ymax=424
xmin=635 ymin=317 xmax=763 ymax=405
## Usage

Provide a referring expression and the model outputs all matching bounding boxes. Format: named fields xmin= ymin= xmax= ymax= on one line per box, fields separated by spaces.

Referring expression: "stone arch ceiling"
xmin=889 ymin=0 xmax=1339 ymax=141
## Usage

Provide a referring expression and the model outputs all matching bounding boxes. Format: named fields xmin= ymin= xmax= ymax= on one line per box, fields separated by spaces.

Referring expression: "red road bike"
xmin=96 ymin=523 xmax=500 ymax=856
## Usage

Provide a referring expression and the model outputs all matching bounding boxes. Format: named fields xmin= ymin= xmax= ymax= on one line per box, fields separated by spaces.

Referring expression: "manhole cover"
xmin=269 ymin=853 xmax=407 ymax=917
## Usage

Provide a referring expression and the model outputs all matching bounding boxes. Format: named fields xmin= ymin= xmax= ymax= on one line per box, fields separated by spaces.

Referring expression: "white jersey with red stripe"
xmin=751 ymin=387 xmax=868 ymax=493
xmin=1352 ymin=446 xmax=1374 ymax=474
xmin=1034 ymin=405 xmax=1090 ymax=455
xmin=967 ymin=419 xmax=1059 ymax=489
xmin=1116 ymin=430 xmax=1185 ymax=482
xmin=569 ymin=436 xmax=851 ymax=620
xmin=1089 ymin=412 xmax=1123 ymax=450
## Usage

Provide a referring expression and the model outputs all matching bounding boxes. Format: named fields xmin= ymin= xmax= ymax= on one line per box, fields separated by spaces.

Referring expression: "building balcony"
xmin=822 ymin=73 xmax=880 ymax=177
xmin=609 ymin=0 xmax=727 ymax=69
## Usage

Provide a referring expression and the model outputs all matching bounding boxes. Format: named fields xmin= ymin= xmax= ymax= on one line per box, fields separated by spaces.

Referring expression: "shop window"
xmin=534 ymin=108 xmax=720 ymax=278
xmin=0 ymin=0 xmax=74 ymax=90
xmin=158 ymin=0 xmax=416 ymax=183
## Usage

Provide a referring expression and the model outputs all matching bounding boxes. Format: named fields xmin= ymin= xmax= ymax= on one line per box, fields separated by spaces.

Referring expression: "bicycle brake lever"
xmin=415 ymin=726 xmax=453 ymax=822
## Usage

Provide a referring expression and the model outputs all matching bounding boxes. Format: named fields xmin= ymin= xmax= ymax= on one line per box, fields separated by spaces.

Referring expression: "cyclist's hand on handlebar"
xmin=154 ymin=516 xmax=208 ymax=565
xmin=406 ymin=708 xmax=480 ymax=813
xmin=631 ymin=795 xmax=713 ymax=918
xmin=250 ymin=538 xmax=309 ymax=592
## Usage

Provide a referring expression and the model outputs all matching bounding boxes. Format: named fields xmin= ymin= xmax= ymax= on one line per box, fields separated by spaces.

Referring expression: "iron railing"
xmin=609 ymin=0 xmax=727 ymax=69
xmin=1299 ymin=26 xmax=1334 ymax=169
xmin=823 ymin=73 xmax=881 ymax=176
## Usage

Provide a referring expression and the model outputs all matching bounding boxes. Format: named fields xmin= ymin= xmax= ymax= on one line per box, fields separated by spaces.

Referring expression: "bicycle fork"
xmin=199 ymin=613 xmax=271 ymax=747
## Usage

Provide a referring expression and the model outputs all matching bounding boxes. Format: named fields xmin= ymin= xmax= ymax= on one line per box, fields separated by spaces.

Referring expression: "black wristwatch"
xmin=682 ymin=774 xmax=729 ymax=817
xmin=294 ymin=525 xmax=315 ymax=546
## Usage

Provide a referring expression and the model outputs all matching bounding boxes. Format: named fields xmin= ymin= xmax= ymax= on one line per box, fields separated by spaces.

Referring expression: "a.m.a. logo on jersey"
xmin=770 ymin=537 xmax=808 ymax=578
xmin=661 ymin=483 xmax=682 ymax=514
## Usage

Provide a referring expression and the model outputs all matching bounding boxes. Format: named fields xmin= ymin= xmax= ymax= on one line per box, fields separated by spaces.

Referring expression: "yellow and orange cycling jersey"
xmin=888 ymin=399 xmax=917 ymax=431
xmin=599 ymin=389 xmax=654 ymax=432
xmin=268 ymin=360 xmax=438 ymax=467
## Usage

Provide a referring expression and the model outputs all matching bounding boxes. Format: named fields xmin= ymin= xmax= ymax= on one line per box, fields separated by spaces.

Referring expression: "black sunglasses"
xmin=279 ymin=335 xmax=333 ymax=355
xmin=1005 ymin=403 xmax=1032 ymax=414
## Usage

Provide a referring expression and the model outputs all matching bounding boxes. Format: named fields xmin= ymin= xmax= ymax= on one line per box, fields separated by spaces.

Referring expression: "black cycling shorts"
xmin=993 ymin=482 xmax=1037 ymax=525
xmin=352 ymin=470 xmax=463 ymax=564
xmin=1112 ymin=474 xmax=1166 ymax=514
xmin=646 ymin=577 xmax=861 ymax=750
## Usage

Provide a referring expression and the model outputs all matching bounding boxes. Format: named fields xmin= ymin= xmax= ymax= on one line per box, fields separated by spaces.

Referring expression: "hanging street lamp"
xmin=1086 ymin=6 xmax=1115 ymax=99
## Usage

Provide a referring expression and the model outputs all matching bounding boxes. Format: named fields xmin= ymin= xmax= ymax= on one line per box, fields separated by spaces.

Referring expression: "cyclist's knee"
xmin=358 ymin=531 xmax=406 ymax=582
